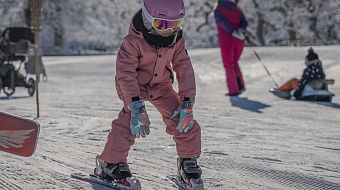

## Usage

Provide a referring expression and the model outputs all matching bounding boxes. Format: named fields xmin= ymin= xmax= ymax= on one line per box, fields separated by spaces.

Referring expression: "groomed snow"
xmin=0 ymin=46 xmax=339 ymax=190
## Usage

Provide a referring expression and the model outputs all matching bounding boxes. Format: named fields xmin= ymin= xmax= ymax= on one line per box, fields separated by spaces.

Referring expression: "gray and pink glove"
xmin=171 ymin=101 xmax=194 ymax=133
xmin=128 ymin=100 xmax=151 ymax=138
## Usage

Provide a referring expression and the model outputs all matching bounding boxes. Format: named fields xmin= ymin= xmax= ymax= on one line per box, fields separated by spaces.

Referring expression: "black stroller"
xmin=0 ymin=27 xmax=47 ymax=97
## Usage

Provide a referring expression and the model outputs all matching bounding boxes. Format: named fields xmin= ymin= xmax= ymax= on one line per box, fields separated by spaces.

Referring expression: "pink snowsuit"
xmin=100 ymin=11 xmax=201 ymax=164
xmin=214 ymin=0 xmax=248 ymax=94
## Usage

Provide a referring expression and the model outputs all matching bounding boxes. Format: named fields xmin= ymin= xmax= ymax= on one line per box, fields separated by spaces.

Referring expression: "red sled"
xmin=0 ymin=111 xmax=40 ymax=157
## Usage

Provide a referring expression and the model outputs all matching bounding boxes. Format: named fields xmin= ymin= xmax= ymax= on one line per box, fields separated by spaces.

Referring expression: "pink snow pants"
xmin=101 ymin=83 xmax=201 ymax=164
xmin=217 ymin=26 xmax=245 ymax=94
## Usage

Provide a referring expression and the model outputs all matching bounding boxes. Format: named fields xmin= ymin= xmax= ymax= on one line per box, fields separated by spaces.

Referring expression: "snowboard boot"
xmin=94 ymin=155 xmax=141 ymax=190
xmin=177 ymin=157 xmax=204 ymax=190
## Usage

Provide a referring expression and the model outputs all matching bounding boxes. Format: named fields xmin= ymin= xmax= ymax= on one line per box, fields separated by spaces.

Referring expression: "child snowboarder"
xmin=274 ymin=48 xmax=329 ymax=100
xmin=214 ymin=0 xmax=248 ymax=96
xmin=96 ymin=0 xmax=204 ymax=189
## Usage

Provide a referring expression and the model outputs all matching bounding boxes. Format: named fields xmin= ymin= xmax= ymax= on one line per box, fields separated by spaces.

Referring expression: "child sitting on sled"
xmin=274 ymin=48 xmax=334 ymax=100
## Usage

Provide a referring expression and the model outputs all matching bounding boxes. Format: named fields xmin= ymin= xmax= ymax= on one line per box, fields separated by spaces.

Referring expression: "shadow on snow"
xmin=229 ymin=96 xmax=271 ymax=113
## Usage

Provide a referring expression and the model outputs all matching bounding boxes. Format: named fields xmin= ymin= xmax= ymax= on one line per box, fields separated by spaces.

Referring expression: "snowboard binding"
xmin=94 ymin=155 xmax=141 ymax=190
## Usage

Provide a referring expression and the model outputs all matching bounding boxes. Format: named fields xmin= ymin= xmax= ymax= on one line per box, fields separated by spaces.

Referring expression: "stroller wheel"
xmin=3 ymin=71 xmax=15 ymax=96
xmin=3 ymin=64 xmax=16 ymax=97
xmin=27 ymin=78 xmax=35 ymax=97
xmin=3 ymin=86 xmax=15 ymax=97
xmin=0 ymin=77 xmax=2 ymax=95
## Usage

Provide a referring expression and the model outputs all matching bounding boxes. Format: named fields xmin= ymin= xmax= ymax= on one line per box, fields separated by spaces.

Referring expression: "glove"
xmin=232 ymin=28 xmax=246 ymax=40
xmin=170 ymin=101 xmax=194 ymax=133
xmin=128 ymin=100 xmax=150 ymax=138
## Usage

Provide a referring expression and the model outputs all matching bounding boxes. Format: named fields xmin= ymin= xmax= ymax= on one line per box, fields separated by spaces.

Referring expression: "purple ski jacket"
xmin=214 ymin=0 xmax=248 ymax=34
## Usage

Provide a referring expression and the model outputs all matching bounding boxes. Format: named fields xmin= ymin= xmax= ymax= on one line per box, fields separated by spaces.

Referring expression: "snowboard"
xmin=71 ymin=172 xmax=141 ymax=190
xmin=0 ymin=111 xmax=40 ymax=157
xmin=167 ymin=175 xmax=191 ymax=190
xmin=167 ymin=175 xmax=205 ymax=190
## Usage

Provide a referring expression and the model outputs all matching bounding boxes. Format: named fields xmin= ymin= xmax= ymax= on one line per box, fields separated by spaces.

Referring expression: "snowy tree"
xmin=0 ymin=0 xmax=339 ymax=55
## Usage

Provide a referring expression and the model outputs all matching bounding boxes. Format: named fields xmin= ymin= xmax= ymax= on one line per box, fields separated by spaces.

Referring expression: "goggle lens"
xmin=152 ymin=19 xmax=182 ymax=31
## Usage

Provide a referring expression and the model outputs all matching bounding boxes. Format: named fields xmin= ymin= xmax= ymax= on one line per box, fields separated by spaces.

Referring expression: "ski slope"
xmin=0 ymin=46 xmax=340 ymax=190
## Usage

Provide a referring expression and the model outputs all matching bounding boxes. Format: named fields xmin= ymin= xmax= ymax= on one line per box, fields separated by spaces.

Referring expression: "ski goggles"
xmin=152 ymin=18 xmax=183 ymax=31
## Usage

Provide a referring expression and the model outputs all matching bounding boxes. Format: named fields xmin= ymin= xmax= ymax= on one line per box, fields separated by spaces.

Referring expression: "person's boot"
xmin=177 ymin=157 xmax=204 ymax=190
xmin=94 ymin=155 xmax=141 ymax=190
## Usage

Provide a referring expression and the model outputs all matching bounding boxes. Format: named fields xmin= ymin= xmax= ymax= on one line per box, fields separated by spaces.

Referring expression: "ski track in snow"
xmin=1 ymin=46 xmax=340 ymax=190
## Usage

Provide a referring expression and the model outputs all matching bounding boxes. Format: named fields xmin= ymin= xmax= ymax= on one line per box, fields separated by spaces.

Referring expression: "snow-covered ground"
xmin=0 ymin=46 xmax=340 ymax=190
